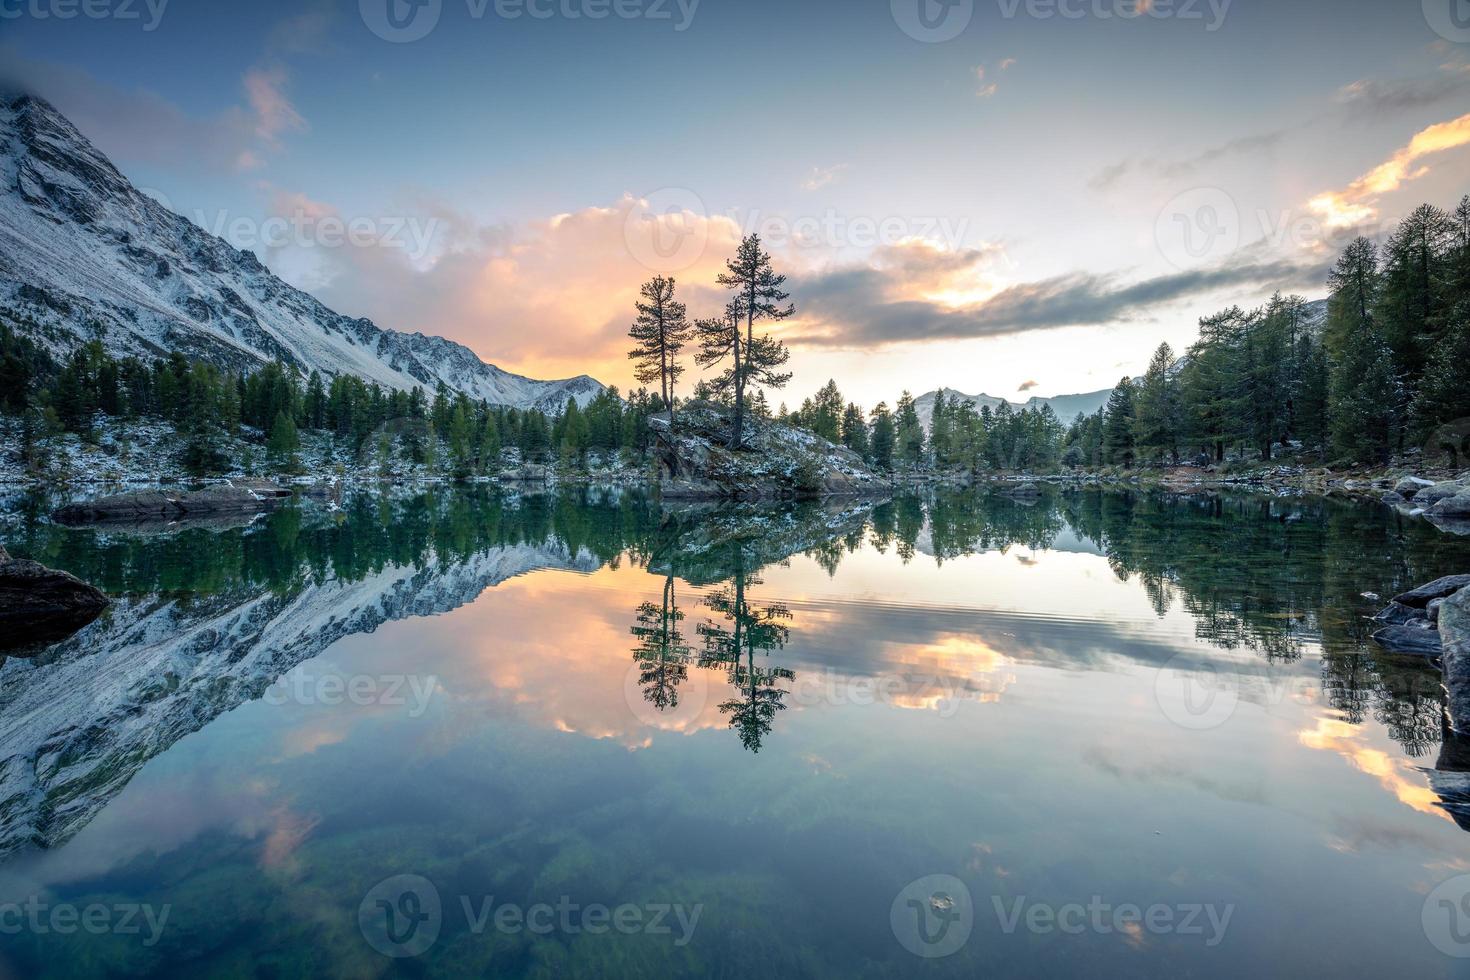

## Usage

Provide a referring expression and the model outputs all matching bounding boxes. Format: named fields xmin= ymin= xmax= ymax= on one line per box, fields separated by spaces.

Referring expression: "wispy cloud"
xmin=790 ymin=241 xmax=1322 ymax=348
xmin=1308 ymin=111 xmax=1470 ymax=227
xmin=1091 ymin=129 xmax=1286 ymax=190
xmin=973 ymin=64 xmax=1005 ymax=99
xmin=801 ymin=163 xmax=848 ymax=191
xmin=1334 ymin=70 xmax=1470 ymax=117
xmin=243 ymin=66 xmax=307 ymax=146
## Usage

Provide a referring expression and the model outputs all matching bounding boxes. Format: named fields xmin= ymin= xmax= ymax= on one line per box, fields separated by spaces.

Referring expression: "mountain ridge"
xmin=0 ymin=92 xmax=605 ymax=413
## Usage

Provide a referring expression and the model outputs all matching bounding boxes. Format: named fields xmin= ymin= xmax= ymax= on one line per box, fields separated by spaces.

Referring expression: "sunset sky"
xmin=5 ymin=0 xmax=1469 ymax=406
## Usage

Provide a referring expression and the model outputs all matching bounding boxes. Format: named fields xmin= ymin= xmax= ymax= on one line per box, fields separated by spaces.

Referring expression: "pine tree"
xmin=1325 ymin=238 xmax=1398 ymax=462
xmin=895 ymin=392 xmax=925 ymax=467
xmin=267 ymin=411 xmax=300 ymax=472
xmin=1294 ymin=335 xmax=1329 ymax=456
xmin=1103 ymin=378 xmax=1137 ymax=467
xmin=627 ymin=275 xmax=693 ymax=428
xmin=869 ymin=403 xmax=897 ymax=471
xmin=840 ymin=403 xmax=869 ymax=459
xmin=1132 ymin=343 xmax=1179 ymax=465
xmin=1415 ymin=312 xmax=1470 ymax=440
xmin=706 ymin=235 xmax=795 ymax=448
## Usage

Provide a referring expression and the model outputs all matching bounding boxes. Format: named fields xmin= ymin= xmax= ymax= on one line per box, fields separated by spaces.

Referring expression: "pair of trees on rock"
xmin=627 ymin=235 xmax=793 ymax=447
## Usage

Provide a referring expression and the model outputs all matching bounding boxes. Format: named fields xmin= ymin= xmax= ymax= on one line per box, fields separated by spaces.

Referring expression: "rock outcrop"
xmin=52 ymin=482 xmax=291 ymax=524
xmin=0 ymin=544 xmax=109 ymax=650
xmin=652 ymin=404 xmax=882 ymax=500
xmin=1442 ymin=587 xmax=1470 ymax=733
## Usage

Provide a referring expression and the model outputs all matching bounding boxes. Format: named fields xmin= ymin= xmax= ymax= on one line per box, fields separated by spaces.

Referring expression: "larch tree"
xmin=705 ymin=235 xmax=795 ymax=448
xmin=627 ymin=275 xmax=693 ymax=430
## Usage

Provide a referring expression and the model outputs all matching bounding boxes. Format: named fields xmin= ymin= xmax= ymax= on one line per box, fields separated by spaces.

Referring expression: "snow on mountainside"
xmin=0 ymin=92 xmax=604 ymax=412
xmin=914 ymin=387 xmax=1113 ymax=431
xmin=0 ymin=538 xmax=601 ymax=857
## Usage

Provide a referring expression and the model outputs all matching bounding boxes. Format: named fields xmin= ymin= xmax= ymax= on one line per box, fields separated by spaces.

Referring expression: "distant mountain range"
xmin=913 ymin=387 xmax=1113 ymax=429
xmin=915 ymin=299 xmax=1328 ymax=429
xmin=0 ymin=92 xmax=604 ymax=412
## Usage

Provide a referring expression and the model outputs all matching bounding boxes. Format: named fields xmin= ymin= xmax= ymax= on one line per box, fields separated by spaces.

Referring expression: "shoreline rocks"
xmin=1443 ymin=588 xmax=1470 ymax=733
xmin=52 ymin=481 xmax=292 ymax=525
xmin=1370 ymin=575 xmax=1470 ymax=657
xmin=652 ymin=405 xmax=882 ymax=501
xmin=0 ymin=544 xmax=110 ymax=650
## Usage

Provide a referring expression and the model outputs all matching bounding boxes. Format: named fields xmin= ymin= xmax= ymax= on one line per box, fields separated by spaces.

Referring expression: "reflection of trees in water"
xmin=630 ymin=575 xmax=692 ymax=713
xmin=1061 ymin=488 xmax=1470 ymax=761
xmin=700 ymin=568 xmax=793 ymax=753
xmin=13 ymin=486 xmax=667 ymax=599
xmin=627 ymin=565 xmax=795 ymax=754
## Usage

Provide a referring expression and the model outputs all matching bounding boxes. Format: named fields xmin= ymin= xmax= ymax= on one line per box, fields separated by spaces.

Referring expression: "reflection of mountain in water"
xmin=0 ymin=489 xmax=636 ymax=858
xmin=4 ymin=484 xmax=1470 ymax=852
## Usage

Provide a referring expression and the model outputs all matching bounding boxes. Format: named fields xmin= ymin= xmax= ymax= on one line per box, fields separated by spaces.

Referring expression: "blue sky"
xmin=4 ymin=0 xmax=1469 ymax=402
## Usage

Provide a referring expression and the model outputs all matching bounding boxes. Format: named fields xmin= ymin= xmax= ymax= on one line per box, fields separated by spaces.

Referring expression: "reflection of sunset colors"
xmin=430 ymin=567 xmax=733 ymax=748
xmin=1298 ymin=716 xmax=1452 ymax=823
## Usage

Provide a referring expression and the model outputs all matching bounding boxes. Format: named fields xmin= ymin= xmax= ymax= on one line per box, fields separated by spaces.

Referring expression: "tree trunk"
xmin=730 ymin=312 xmax=744 ymax=450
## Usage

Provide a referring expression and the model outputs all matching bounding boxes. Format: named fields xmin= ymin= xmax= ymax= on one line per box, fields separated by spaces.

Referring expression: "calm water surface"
xmin=2 ymin=487 xmax=1470 ymax=978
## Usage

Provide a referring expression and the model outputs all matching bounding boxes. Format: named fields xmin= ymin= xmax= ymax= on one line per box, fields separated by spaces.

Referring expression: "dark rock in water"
xmin=1442 ymin=588 xmax=1470 ymax=733
xmin=1432 ymin=494 xmax=1470 ymax=518
xmin=1374 ymin=601 xmax=1428 ymax=626
xmin=1418 ymin=482 xmax=1468 ymax=507
xmin=1393 ymin=575 xmax=1470 ymax=609
xmin=1371 ymin=623 xmax=1443 ymax=656
xmin=52 ymin=483 xmax=291 ymax=525
xmin=1394 ymin=477 xmax=1435 ymax=498
xmin=0 ymin=545 xmax=109 ymax=650
xmin=1381 ymin=490 xmax=1407 ymax=505
xmin=998 ymin=482 xmax=1042 ymax=499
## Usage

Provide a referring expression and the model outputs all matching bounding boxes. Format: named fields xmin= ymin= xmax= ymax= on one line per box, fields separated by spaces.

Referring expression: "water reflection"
xmin=1 ymin=484 xmax=1468 ymax=864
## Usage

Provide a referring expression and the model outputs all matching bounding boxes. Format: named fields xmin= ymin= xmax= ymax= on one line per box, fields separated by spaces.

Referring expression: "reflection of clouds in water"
xmin=1298 ymin=716 xmax=1451 ymax=823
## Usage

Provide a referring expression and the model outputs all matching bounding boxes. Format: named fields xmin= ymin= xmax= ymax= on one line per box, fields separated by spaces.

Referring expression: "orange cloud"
xmin=308 ymin=194 xmax=744 ymax=388
xmin=1307 ymin=111 xmax=1470 ymax=227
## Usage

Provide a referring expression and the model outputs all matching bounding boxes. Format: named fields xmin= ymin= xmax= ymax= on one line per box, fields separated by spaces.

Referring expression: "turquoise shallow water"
xmin=2 ymin=487 xmax=1469 ymax=978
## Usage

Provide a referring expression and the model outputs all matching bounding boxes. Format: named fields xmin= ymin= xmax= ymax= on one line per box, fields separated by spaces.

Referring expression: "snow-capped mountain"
xmin=0 ymin=92 xmax=604 ymax=412
xmin=0 ymin=536 xmax=601 ymax=857
xmin=913 ymin=387 xmax=1113 ymax=431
